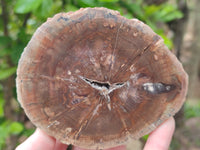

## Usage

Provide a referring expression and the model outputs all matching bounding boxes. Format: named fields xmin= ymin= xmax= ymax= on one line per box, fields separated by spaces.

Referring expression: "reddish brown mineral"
xmin=16 ymin=7 xmax=188 ymax=149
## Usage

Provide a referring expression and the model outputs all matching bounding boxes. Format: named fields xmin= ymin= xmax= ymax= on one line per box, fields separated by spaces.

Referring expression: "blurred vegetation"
xmin=0 ymin=0 xmax=192 ymax=149
xmin=184 ymin=101 xmax=200 ymax=119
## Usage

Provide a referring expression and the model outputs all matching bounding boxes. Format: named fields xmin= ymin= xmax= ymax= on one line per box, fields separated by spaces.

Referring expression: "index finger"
xmin=143 ymin=117 xmax=175 ymax=150
xmin=15 ymin=128 xmax=68 ymax=150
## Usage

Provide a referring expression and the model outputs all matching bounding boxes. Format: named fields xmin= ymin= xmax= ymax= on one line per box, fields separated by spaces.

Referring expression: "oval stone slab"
xmin=16 ymin=7 xmax=188 ymax=149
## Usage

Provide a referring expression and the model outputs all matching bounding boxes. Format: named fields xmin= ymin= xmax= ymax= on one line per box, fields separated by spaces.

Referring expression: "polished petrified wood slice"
xmin=16 ymin=7 xmax=188 ymax=149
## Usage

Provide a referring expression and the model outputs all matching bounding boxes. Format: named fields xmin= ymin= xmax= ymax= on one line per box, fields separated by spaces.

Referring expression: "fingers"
xmin=143 ymin=117 xmax=175 ymax=150
xmin=15 ymin=128 xmax=68 ymax=150
xmin=16 ymin=128 xmax=125 ymax=150
xmin=16 ymin=118 xmax=175 ymax=150
xmin=73 ymin=145 xmax=126 ymax=150
xmin=16 ymin=129 xmax=55 ymax=150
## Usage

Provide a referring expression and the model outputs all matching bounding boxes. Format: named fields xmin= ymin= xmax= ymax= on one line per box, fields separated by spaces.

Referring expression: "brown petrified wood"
xmin=16 ymin=7 xmax=188 ymax=149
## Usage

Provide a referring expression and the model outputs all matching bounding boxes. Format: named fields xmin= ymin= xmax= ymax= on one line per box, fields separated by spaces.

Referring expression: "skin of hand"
xmin=15 ymin=117 xmax=175 ymax=150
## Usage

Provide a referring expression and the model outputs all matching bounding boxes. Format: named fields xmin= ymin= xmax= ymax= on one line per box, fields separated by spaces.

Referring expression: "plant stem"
xmin=0 ymin=0 xmax=9 ymax=36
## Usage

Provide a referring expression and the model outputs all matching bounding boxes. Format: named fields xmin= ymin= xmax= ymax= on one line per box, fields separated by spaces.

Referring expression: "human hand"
xmin=16 ymin=117 xmax=175 ymax=150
